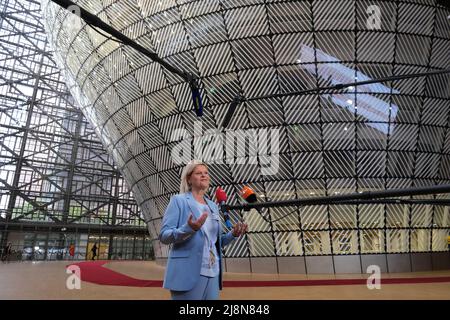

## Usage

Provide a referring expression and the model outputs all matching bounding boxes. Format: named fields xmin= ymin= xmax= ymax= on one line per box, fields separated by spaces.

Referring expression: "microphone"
xmin=240 ymin=186 xmax=271 ymax=222
xmin=240 ymin=186 xmax=258 ymax=209
xmin=215 ymin=187 xmax=233 ymax=229
xmin=221 ymin=94 xmax=243 ymax=128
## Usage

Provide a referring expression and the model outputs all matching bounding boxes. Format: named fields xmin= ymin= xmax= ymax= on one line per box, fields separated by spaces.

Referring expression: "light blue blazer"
xmin=159 ymin=192 xmax=235 ymax=291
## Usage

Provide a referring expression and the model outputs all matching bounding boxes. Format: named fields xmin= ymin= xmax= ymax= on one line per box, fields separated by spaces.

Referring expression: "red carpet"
xmin=67 ymin=261 xmax=163 ymax=287
xmin=67 ymin=261 xmax=450 ymax=288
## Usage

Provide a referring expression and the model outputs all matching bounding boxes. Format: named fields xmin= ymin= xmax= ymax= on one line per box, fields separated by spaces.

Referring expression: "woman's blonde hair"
xmin=179 ymin=160 xmax=208 ymax=194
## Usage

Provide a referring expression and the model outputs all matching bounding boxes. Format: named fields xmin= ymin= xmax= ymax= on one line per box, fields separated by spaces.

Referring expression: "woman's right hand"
xmin=188 ymin=212 xmax=208 ymax=231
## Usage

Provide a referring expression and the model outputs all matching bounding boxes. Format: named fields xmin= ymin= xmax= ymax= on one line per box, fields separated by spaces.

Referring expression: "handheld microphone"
xmin=215 ymin=187 xmax=233 ymax=229
xmin=221 ymin=94 xmax=242 ymax=128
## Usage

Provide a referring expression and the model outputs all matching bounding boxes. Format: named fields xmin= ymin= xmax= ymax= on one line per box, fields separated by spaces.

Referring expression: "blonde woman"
xmin=159 ymin=160 xmax=247 ymax=300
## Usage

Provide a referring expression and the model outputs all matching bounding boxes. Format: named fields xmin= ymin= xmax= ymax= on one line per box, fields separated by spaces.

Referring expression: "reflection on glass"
xmin=300 ymin=45 xmax=399 ymax=134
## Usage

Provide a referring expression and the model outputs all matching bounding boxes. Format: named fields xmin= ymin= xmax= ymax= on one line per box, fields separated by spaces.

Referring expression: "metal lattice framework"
xmin=40 ymin=0 xmax=450 ymax=270
xmin=0 ymin=0 xmax=151 ymax=261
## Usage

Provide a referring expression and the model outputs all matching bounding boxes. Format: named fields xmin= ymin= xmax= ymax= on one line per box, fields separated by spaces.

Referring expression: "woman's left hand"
xmin=232 ymin=222 xmax=248 ymax=237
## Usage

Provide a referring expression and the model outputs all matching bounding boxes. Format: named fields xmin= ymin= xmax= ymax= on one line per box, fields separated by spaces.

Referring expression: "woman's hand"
xmin=232 ymin=222 xmax=248 ymax=237
xmin=188 ymin=212 xmax=208 ymax=231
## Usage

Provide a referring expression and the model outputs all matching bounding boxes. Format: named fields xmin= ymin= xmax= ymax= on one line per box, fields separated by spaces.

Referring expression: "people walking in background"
xmin=1 ymin=242 xmax=12 ymax=263
xmin=69 ymin=244 xmax=75 ymax=259
xmin=91 ymin=243 xmax=98 ymax=261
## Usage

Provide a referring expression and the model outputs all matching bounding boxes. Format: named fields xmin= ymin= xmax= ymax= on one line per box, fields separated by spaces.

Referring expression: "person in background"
xmin=159 ymin=160 xmax=248 ymax=300
xmin=1 ymin=242 xmax=12 ymax=263
xmin=91 ymin=243 xmax=98 ymax=261
xmin=69 ymin=244 xmax=75 ymax=259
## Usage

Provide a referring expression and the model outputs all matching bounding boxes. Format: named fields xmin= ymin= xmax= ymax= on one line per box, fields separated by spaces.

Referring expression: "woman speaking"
xmin=159 ymin=160 xmax=248 ymax=300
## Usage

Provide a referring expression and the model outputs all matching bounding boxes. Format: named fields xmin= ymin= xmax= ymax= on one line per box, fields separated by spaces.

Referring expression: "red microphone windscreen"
xmin=215 ymin=187 xmax=227 ymax=203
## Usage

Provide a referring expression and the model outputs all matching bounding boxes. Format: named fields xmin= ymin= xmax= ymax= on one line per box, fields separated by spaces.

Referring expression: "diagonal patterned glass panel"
xmin=243 ymin=210 xmax=271 ymax=232
xmin=270 ymin=206 xmax=300 ymax=231
xmin=411 ymin=203 xmax=433 ymax=228
xmin=359 ymin=204 xmax=384 ymax=228
xmin=292 ymin=152 xmax=323 ymax=179
xmin=330 ymin=205 xmax=357 ymax=229
xmin=386 ymin=204 xmax=410 ymax=228
xmin=357 ymin=151 xmax=386 ymax=177
xmin=232 ymin=36 xmax=273 ymax=69
xmin=331 ymin=230 xmax=358 ymax=254
xmin=247 ymin=233 xmax=274 ymax=257
xmin=301 ymin=206 xmax=329 ymax=231
xmin=223 ymin=234 xmax=250 ymax=257
xmin=411 ymin=229 xmax=431 ymax=252
xmin=360 ymin=229 xmax=384 ymax=253
xmin=432 ymin=229 xmax=449 ymax=251
xmin=275 ymin=232 xmax=303 ymax=256
xmin=314 ymin=0 xmax=355 ymax=31
xmin=268 ymin=1 xmax=312 ymax=34
xmin=303 ymin=230 xmax=331 ymax=256
xmin=288 ymin=124 xmax=321 ymax=152
xmin=434 ymin=206 xmax=450 ymax=227
xmin=225 ymin=5 xmax=269 ymax=40
xmin=324 ymin=152 xmax=356 ymax=178
xmin=387 ymin=229 xmax=409 ymax=253
xmin=324 ymin=123 xmax=355 ymax=150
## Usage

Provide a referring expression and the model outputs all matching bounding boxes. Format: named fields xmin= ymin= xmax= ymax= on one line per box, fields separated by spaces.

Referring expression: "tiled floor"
xmin=0 ymin=260 xmax=449 ymax=300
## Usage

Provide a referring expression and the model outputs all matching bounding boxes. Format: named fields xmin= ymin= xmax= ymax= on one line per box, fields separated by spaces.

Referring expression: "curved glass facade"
xmin=41 ymin=0 xmax=450 ymax=272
